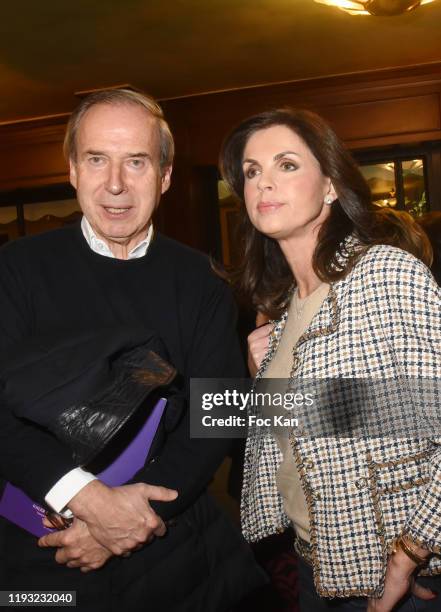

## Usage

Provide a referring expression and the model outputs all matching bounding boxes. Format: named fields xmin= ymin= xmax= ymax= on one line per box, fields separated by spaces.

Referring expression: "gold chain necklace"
xmin=293 ymin=290 xmax=308 ymax=319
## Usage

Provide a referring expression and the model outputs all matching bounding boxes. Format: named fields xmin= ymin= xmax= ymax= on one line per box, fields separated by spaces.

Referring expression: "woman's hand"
xmin=247 ymin=322 xmax=271 ymax=377
xmin=367 ymin=544 xmax=435 ymax=611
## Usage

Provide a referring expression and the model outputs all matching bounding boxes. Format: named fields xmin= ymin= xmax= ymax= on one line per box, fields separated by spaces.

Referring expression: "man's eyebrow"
xmin=83 ymin=149 xmax=106 ymax=156
xmin=126 ymin=152 xmax=151 ymax=159
xmin=82 ymin=150 xmax=151 ymax=158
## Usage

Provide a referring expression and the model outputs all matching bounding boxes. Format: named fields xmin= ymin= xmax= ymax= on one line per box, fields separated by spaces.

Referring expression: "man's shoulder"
xmin=154 ymin=233 xmax=229 ymax=295
xmin=154 ymin=233 xmax=215 ymax=276
xmin=155 ymin=233 xmax=208 ymax=264
xmin=1 ymin=224 xmax=79 ymax=260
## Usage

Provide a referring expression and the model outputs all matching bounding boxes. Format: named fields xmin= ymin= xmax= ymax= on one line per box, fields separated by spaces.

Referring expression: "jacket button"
xmin=304 ymin=460 xmax=314 ymax=470
xmin=315 ymin=492 xmax=322 ymax=501
xmin=355 ymin=477 xmax=367 ymax=490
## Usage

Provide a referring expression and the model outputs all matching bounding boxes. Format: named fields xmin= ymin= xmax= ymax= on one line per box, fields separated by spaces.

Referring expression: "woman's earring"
xmin=325 ymin=196 xmax=333 ymax=205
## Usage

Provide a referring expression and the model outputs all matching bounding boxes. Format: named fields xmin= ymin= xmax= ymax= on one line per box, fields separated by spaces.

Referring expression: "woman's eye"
xmin=281 ymin=160 xmax=297 ymax=171
xmin=245 ymin=167 xmax=259 ymax=179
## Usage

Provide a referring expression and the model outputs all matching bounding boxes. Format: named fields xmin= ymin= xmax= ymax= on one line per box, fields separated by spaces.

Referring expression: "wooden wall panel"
xmin=323 ymin=94 xmax=441 ymax=143
xmin=0 ymin=117 xmax=68 ymax=190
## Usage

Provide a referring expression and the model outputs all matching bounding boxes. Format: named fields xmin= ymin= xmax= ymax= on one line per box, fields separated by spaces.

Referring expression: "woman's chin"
xmin=253 ymin=219 xmax=288 ymax=238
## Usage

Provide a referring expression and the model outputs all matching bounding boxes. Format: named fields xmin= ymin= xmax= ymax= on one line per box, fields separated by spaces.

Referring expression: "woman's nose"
xmin=257 ymin=170 xmax=275 ymax=192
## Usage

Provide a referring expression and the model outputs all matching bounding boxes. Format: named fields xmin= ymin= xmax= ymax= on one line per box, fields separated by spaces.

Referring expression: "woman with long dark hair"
xmin=220 ymin=109 xmax=441 ymax=611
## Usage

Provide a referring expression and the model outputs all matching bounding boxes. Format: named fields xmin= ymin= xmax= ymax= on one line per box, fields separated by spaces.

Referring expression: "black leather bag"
xmin=0 ymin=327 xmax=177 ymax=466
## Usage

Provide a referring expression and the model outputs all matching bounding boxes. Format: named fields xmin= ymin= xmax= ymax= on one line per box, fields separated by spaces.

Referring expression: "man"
xmin=0 ymin=90 xmax=264 ymax=610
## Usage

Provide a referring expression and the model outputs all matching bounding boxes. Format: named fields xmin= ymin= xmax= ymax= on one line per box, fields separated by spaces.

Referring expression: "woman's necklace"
xmin=293 ymin=289 xmax=308 ymax=320
xmin=293 ymin=284 xmax=324 ymax=320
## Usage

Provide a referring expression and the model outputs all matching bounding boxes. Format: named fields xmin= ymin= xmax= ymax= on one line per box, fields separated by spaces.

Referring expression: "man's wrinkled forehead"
xmin=75 ymin=102 xmax=161 ymax=159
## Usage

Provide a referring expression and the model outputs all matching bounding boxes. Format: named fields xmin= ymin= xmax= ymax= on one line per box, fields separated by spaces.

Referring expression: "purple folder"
xmin=0 ymin=398 xmax=166 ymax=537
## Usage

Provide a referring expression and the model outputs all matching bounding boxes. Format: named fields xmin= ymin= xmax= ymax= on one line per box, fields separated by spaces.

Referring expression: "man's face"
xmin=70 ymin=103 xmax=171 ymax=256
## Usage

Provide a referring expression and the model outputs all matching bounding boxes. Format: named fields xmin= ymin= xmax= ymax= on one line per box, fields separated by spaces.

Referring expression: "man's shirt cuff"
xmin=45 ymin=468 xmax=97 ymax=513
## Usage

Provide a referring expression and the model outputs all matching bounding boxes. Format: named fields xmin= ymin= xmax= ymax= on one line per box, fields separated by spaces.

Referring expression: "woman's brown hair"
xmin=220 ymin=108 xmax=378 ymax=318
xmin=374 ymin=208 xmax=433 ymax=268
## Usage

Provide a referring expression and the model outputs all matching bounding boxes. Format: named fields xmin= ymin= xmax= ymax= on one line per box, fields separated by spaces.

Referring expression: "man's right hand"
xmin=66 ymin=480 xmax=178 ymax=555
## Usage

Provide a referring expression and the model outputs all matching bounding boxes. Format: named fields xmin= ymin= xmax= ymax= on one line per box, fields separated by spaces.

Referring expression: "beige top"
xmin=263 ymin=282 xmax=329 ymax=543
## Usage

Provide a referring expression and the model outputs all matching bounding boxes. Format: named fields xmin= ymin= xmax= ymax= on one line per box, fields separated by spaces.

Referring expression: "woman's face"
xmin=242 ymin=124 xmax=335 ymax=243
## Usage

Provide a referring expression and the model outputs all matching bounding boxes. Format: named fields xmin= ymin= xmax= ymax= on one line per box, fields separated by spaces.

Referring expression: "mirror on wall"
xmin=23 ymin=199 xmax=81 ymax=235
xmin=0 ymin=184 xmax=79 ymax=245
xmin=359 ymin=157 xmax=427 ymax=217
xmin=0 ymin=206 xmax=19 ymax=244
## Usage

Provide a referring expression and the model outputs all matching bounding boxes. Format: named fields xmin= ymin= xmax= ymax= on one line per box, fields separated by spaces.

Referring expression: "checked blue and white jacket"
xmin=241 ymin=245 xmax=441 ymax=598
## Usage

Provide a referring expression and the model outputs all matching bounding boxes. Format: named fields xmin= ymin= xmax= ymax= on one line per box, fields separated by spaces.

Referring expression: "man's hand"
xmin=39 ymin=518 xmax=113 ymax=573
xmin=65 ymin=480 xmax=178 ymax=556
xmin=367 ymin=544 xmax=436 ymax=611
xmin=247 ymin=323 xmax=271 ymax=377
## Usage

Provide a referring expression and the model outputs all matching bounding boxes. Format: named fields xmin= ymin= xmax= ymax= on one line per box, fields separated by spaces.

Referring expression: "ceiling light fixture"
xmin=314 ymin=0 xmax=435 ymax=16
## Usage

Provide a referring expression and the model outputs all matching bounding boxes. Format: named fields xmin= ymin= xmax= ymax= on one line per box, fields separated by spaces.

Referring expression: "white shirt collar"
xmin=80 ymin=216 xmax=153 ymax=259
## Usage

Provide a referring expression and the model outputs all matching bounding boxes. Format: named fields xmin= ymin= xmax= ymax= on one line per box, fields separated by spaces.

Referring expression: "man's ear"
xmin=69 ymin=159 xmax=78 ymax=190
xmin=161 ymin=165 xmax=172 ymax=195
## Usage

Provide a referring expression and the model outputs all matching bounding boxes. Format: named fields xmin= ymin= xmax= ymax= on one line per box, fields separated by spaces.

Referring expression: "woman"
xmin=220 ymin=109 xmax=441 ymax=611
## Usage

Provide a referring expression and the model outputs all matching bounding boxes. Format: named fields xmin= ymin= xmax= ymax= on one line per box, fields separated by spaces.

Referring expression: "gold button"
xmin=305 ymin=460 xmax=314 ymax=470
xmin=355 ymin=477 xmax=367 ymax=490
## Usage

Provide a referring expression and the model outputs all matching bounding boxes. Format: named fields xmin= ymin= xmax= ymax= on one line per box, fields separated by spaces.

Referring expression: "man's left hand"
xmin=38 ymin=518 xmax=113 ymax=573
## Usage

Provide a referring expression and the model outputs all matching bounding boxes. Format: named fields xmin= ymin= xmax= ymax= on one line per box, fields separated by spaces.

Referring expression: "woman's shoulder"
xmin=353 ymin=243 xmax=432 ymax=280
xmin=359 ymin=242 xmax=423 ymax=264
xmin=341 ymin=243 xmax=439 ymax=301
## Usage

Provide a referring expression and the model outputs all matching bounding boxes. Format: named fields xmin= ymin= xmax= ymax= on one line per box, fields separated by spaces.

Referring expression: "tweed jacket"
xmin=241 ymin=244 xmax=441 ymax=598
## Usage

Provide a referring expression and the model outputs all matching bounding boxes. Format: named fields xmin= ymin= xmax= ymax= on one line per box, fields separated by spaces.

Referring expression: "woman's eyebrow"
xmin=274 ymin=150 xmax=300 ymax=160
xmin=242 ymin=150 xmax=300 ymax=165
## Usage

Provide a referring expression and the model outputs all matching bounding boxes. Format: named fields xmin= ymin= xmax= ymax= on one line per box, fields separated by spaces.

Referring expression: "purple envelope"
xmin=0 ymin=398 xmax=166 ymax=537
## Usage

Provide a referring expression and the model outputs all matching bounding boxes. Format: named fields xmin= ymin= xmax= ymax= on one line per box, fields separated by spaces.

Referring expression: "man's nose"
xmin=105 ymin=163 xmax=127 ymax=195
